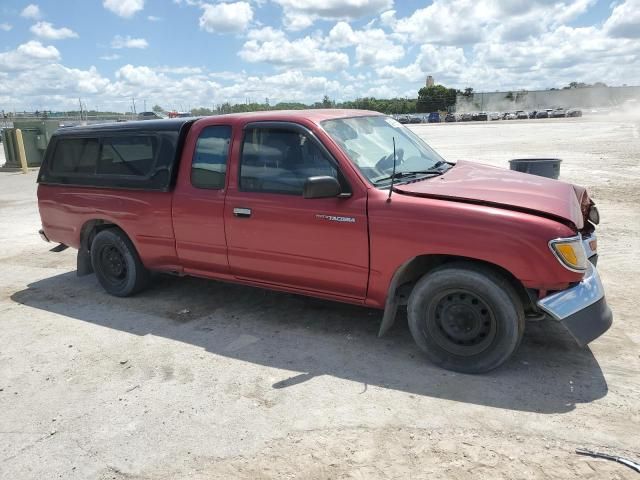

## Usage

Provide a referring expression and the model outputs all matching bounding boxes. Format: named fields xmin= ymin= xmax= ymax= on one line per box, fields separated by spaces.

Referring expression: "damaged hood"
xmin=394 ymin=161 xmax=586 ymax=229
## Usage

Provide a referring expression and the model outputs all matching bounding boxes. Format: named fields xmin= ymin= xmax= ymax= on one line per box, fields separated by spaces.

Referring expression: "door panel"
xmin=172 ymin=125 xmax=232 ymax=275
xmin=225 ymin=193 xmax=368 ymax=297
xmin=224 ymin=125 xmax=369 ymax=299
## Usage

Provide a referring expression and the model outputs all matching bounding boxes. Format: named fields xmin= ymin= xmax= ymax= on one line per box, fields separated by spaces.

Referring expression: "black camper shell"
xmin=37 ymin=118 xmax=196 ymax=191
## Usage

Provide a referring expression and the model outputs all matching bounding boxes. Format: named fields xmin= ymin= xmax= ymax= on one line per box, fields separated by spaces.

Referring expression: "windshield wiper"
xmin=374 ymin=169 xmax=444 ymax=185
xmin=431 ymin=160 xmax=449 ymax=170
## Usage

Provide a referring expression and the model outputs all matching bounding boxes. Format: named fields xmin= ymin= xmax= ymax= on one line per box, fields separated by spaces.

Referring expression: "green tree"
xmin=416 ymin=85 xmax=457 ymax=112
xmin=152 ymin=104 xmax=164 ymax=113
xmin=312 ymin=95 xmax=335 ymax=108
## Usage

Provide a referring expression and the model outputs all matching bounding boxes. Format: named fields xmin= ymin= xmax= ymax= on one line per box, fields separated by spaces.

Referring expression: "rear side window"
xmin=51 ymin=138 xmax=99 ymax=174
xmin=98 ymin=136 xmax=157 ymax=176
xmin=191 ymin=125 xmax=232 ymax=189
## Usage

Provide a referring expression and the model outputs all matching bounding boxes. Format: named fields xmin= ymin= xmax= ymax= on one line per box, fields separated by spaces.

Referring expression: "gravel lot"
xmin=1 ymin=116 xmax=639 ymax=479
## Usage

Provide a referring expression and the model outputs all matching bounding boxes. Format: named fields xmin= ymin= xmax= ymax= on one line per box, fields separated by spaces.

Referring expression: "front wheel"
xmin=407 ymin=263 xmax=524 ymax=373
xmin=91 ymin=228 xmax=150 ymax=297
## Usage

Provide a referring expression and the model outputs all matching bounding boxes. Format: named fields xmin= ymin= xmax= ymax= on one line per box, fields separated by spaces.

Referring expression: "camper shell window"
xmin=38 ymin=119 xmax=194 ymax=191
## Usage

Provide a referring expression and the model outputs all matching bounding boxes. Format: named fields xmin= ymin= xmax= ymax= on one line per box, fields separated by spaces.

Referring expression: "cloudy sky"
xmin=0 ymin=0 xmax=639 ymax=112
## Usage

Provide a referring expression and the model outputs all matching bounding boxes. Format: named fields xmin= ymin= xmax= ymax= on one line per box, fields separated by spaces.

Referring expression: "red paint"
xmin=38 ymin=109 xmax=589 ymax=309
xmin=394 ymin=161 xmax=586 ymax=229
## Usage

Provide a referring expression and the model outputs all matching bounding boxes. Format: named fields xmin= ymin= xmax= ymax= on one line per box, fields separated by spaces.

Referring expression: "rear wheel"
xmin=91 ymin=228 xmax=150 ymax=297
xmin=407 ymin=263 xmax=524 ymax=373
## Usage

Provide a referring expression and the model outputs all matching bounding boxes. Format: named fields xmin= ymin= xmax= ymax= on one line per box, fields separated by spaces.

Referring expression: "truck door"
xmin=224 ymin=123 xmax=369 ymax=299
xmin=172 ymin=124 xmax=233 ymax=276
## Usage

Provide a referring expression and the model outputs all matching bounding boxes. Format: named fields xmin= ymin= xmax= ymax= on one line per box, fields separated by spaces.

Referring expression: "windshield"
xmin=321 ymin=115 xmax=448 ymax=186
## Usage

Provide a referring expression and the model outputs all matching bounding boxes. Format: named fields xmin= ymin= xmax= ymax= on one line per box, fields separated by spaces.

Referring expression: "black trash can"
xmin=509 ymin=158 xmax=561 ymax=179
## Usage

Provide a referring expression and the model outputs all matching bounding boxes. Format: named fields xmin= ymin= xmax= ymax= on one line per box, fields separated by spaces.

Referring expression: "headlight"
xmin=549 ymin=236 xmax=588 ymax=272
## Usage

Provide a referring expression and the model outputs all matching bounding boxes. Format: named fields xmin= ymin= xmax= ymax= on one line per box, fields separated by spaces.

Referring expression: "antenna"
xmin=387 ymin=136 xmax=397 ymax=203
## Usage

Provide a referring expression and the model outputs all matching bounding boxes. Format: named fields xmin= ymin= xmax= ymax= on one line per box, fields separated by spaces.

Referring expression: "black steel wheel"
xmin=91 ymin=228 xmax=150 ymax=297
xmin=98 ymin=244 xmax=128 ymax=288
xmin=427 ymin=289 xmax=497 ymax=357
xmin=408 ymin=263 xmax=524 ymax=373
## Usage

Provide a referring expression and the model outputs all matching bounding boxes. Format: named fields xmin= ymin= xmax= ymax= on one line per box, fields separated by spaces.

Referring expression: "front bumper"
xmin=537 ymin=251 xmax=612 ymax=347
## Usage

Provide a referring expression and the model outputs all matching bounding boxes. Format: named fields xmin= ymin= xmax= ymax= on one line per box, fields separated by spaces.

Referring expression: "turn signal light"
xmin=549 ymin=237 xmax=588 ymax=272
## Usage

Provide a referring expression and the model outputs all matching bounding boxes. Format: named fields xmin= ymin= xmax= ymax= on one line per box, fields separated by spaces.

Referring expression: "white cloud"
xmin=0 ymin=41 xmax=60 ymax=72
xmin=376 ymin=19 xmax=640 ymax=93
xmin=147 ymin=15 xmax=161 ymax=21
xmin=246 ymin=26 xmax=284 ymax=42
xmin=327 ymin=22 xmax=404 ymax=66
xmin=273 ymin=0 xmax=392 ymax=30
xmin=30 ymin=22 xmax=78 ymax=40
xmin=103 ymin=0 xmax=145 ymax=18
xmin=157 ymin=66 xmax=203 ymax=74
xmin=378 ymin=44 xmax=468 ymax=85
xmin=0 ymin=23 xmax=12 ymax=32
xmin=115 ymin=64 xmax=163 ymax=86
xmin=0 ymin=57 xmax=351 ymax=112
xmin=240 ymin=27 xmax=349 ymax=71
xmin=20 ymin=4 xmax=42 ymax=19
xmin=384 ymin=0 xmax=598 ymax=45
xmin=2 ymin=0 xmax=640 ymax=112
xmin=111 ymin=35 xmax=149 ymax=49
xmin=199 ymin=2 xmax=254 ymax=33
xmin=604 ymin=0 xmax=640 ymax=38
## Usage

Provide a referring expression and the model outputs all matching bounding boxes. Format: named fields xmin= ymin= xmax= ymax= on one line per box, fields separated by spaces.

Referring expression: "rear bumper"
xmin=537 ymin=261 xmax=612 ymax=346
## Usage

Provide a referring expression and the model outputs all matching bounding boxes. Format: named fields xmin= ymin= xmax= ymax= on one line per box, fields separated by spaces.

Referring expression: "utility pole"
xmin=78 ymin=98 xmax=83 ymax=120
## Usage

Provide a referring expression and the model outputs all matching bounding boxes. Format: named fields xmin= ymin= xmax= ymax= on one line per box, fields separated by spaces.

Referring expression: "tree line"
xmin=157 ymin=81 xmax=605 ymax=117
xmin=182 ymin=96 xmax=423 ymax=116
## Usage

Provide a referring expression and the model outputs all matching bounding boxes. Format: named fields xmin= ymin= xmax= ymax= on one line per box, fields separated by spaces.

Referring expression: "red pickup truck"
xmin=37 ymin=110 xmax=611 ymax=373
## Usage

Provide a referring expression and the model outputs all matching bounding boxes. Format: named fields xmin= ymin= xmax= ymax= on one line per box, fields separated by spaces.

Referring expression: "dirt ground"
xmin=1 ymin=116 xmax=639 ymax=479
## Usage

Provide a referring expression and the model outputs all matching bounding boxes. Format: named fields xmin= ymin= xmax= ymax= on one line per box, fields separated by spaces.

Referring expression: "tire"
xmin=90 ymin=228 xmax=150 ymax=297
xmin=407 ymin=262 xmax=524 ymax=373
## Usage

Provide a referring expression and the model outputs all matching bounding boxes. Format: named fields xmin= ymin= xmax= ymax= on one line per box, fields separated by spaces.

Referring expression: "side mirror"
xmin=303 ymin=176 xmax=341 ymax=199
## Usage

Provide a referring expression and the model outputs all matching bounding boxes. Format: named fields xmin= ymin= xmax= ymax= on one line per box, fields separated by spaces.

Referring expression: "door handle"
xmin=233 ymin=207 xmax=252 ymax=218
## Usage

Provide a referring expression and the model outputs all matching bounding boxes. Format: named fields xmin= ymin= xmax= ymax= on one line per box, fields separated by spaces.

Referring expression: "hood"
xmin=394 ymin=161 xmax=586 ymax=229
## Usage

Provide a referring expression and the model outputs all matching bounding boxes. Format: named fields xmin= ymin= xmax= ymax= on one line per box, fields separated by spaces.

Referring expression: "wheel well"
xmin=80 ymin=219 xmax=120 ymax=251
xmin=77 ymin=219 xmax=121 ymax=277
xmin=378 ymin=254 xmax=534 ymax=337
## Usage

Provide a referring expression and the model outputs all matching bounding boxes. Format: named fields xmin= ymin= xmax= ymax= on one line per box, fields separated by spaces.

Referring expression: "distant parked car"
xmin=427 ymin=112 xmax=441 ymax=123
xmin=397 ymin=115 xmax=411 ymax=124
xmin=566 ymin=108 xmax=582 ymax=117
xmin=444 ymin=113 xmax=456 ymax=122
xmin=515 ymin=110 xmax=528 ymax=119
xmin=536 ymin=110 xmax=549 ymax=118
xmin=472 ymin=112 xmax=488 ymax=121
xmin=409 ymin=115 xmax=423 ymax=124
xmin=529 ymin=110 xmax=538 ymax=119
xmin=551 ymin=108 xmax=566 ymax=118
xmin=488 ymin=112 xmax=501 ymax=121
xmin=504 ymin=112 xmax=517 ymax=120
xmin=137 ymin=111 xmax=164 ymax=120
xmin=460 ymin=113 xmax=473 ymax=121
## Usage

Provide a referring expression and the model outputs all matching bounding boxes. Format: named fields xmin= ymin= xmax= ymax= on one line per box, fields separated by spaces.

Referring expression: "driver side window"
xmin=240 ymin=128 xmax=339 ymax=195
